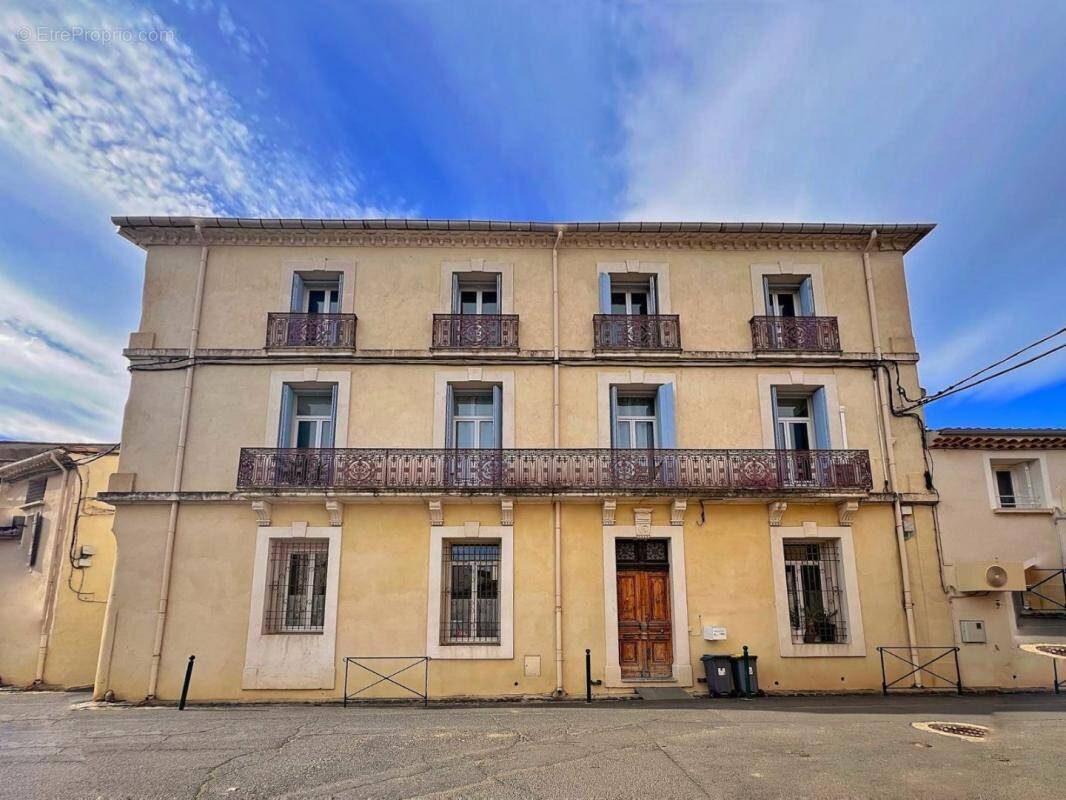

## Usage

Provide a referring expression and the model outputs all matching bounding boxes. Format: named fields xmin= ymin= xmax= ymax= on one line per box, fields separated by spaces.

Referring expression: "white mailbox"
xmin=702 ymin=626 xmax=727 ymax=641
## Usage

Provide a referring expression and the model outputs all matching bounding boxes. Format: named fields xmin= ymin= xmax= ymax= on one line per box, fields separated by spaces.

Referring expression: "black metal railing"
xmin=0 ymin=519 xmax=24 ymax=539
xmin=343 ymin=656 xmax=429 ymax=707
xmin=750 ymin=316 xmax=841 ymax=352
xmin=265 ymin=313 xmax=357 ymax=349
xmin=431 ymin=314 xmax=519 ymax=350
xmin=878 ymin=646 xmax=962 ymax=695
xmin=1022 ymin=569 xmax=1066 ymax=613
xmin=236 ymin=447 xmax=872 ymax=493
xmin=593 ymin=314 xmax=681 ymax=351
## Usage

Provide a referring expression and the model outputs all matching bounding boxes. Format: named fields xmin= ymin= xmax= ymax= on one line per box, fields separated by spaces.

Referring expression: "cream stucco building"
xmin=930 ymin=428 xmax=1066 ymax=690
xmin=0 ymin=442 xmax=118 ymax=688
xmin=96 ymin=217 xmax=955 ymax=702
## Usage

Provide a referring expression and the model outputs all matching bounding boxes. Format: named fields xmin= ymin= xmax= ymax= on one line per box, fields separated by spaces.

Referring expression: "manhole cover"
xmin=912 ymin=721 xmax=989 ymax=741
xmin=1020 ymin=643 xmax=1066 ymax=659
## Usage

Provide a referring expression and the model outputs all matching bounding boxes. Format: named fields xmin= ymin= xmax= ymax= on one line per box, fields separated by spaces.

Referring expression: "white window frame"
xmin=767 ymin=284 xmax=800 ymax=318
xmin=454 ymin=275 xmax=500 ymax=315
xmin=609 ymin=279 xmax=654 ymax=315
xmin=750 ymin=263 xmax=826 ymax=318
xmin=757 ymin=372 xmax=843 ymax=450
xmin=265 ymin=369 xmax=350 ymax=448
xmin=279 ymin=259 xmax=356 ymax=315
xmin=770 ymin=523 xmax=866 ymax=658
xmin=597 ymin=370 xmax=676 ymax=448
xmin=426 ymin=523 xmax=513 ymax=660
xmin=597 ymin=261 xmax=671 ymax=313
xmin=984 ymin=454 xmax=1052 ymax=512
xmin=452 ymin=389 xmax=495 ymax=449
xmin=433 ymin=369 xmax=515 ymax=448
xmin=291 ymin=389 xmax=334 ymax=449
xmin=301 ymin=281 xmax=340 ymax=314
xmin=776 ymin=394 xmax=814 ymax=451
xmin=614 ymin=392 xmax=658 ymax=449
xmin=440 ymin=259 xmax=514 ymax=314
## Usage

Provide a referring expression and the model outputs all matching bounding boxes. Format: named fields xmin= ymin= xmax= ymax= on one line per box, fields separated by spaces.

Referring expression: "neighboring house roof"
xmin=111 ymin=216 xmax=935 ymax=253
xmin=930 ymin=429 xmax=1066 ymax=450
xmin=0 ymin=442 xmax=119 ymax=481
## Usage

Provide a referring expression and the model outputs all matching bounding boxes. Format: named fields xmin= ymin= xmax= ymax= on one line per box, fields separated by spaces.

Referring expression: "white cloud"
xmin=0 ymin=0 xmax=408 ymax=441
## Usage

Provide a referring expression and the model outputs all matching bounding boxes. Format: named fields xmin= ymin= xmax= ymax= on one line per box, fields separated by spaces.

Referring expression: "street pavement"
xmin=1 ymin=690 xmax=1064 ymax=799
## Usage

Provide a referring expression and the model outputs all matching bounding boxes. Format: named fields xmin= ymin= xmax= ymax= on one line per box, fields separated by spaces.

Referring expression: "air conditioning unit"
xmin=953 ymin=561 xmax=1026 ymax=592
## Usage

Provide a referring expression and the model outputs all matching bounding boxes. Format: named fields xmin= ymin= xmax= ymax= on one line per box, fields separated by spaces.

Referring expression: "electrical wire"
xmin=928 ymin=326 xmax=1065 ymax=398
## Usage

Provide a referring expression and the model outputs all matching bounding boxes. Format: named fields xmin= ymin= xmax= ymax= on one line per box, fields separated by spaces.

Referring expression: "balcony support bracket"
xmin=837 ymin=500 xmax=860 ymax=527
xmin=671 ymin=498 xmax=687 ymax=526
xmin=500 ymin=497 xmax=514 ymax=526
xmin=325 ymin=500 xmax=343 ymax=527
xmin=602 ymin=499 xmax=617 ymax=526
xmin=427 ymin=499 xmax=444 ymax=527
xmin=251 ymin=499 xmax=272 ymax=527
xmin=768 ymin=501 xmax=787 ymax=527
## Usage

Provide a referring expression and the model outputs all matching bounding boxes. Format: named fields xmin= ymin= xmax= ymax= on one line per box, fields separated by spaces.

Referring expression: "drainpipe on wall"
xmin=145 ymin=223 xmax=209 ymax=701
xmin=863 ymin=230 xmax=922 ymax=686
xmin=551 ymin=226 xmax=565 ymax=696
xmin=33 ymin=452 xmax=74 ymax=685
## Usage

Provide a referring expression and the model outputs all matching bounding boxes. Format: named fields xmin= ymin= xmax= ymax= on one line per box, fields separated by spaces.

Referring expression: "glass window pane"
xmin=307 ymin=289 xmax=327 ymax=313
xmin=297 ymin=393 xmax=332 ymax=416
xmin=460 ymin=290 xmax=478 ymax=314
xmin=296 ymin=420 xmax=315 ymax=448
xmin=995 ymin=470 xmax=1015 ymax=505
xmin=791 ymin=423 xmax=811 ymax=450
xmin=454 ymin=392 xmax=492 ymax=416
xmin=616 ymin=423 xmax=631 ymax=449
xmin=479 ymin=421 xmax=496 ymax=449
xmin=618 ymin=395 xmax=655 ymax=416
xmin=481 ymin=290 xmax=498 ymax=314
xmin=630 ymin=292 xmax=649 ymax=314
xmin=775 ymin=292 xmax=796 ymax=317
xmin=456 ymin=420 xmax=475 ymax=448
xmin=776 ymin=397 xmax=809 ymax=418
xmin=610 ymin=292 xmax=627 ymax=314
xmin=635 ymin=420 xmax=655 ymax=448
xmin=450 ymin=564 xmax=472 ymax=599
xmin=320 ymin=421 xmax=332 ymax=446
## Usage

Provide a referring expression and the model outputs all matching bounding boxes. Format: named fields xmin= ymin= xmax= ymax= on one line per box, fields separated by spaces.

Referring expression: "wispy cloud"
xmin=0 ymin=0 xmax=408 ymax=440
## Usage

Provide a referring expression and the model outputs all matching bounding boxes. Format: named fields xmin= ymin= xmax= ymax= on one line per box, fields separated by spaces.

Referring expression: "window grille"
xmin=784 ymin=540 xmax=848 ymax=644
xmin=264 ymin=539 xmax=329 ymax=634
xmin=25 ymin=477 xmax=47 ymax=505
xmin=440 ymin=541 xmax=501 ymax=645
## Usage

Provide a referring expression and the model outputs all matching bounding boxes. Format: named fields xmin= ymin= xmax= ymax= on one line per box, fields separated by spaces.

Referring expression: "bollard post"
xmin=178 ymin=655 xmax=195 ymax=710
xmin=585 ymin=649 xmax=592 ymax=703
xmin=742 ymin=645 xmax=752 ymax=698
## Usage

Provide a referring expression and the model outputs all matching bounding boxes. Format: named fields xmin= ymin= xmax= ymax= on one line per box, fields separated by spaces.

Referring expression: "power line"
xmin=906 ymin=335 xmax=1066 ymax=410
xmin=933 ymin=326 xmax=1065 ymax=397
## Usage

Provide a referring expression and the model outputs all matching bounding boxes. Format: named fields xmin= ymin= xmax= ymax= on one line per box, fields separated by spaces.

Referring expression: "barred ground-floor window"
xmin=440 ymin=541 xmax=501 ymax=645
xmin=783 ymin=539 xmax=848 ymax=645
xmin=264 ymin=538 xmax=329 ymax=634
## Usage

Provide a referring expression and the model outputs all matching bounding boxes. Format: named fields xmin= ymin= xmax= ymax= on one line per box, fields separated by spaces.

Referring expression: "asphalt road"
xmin=1 ymin=691 xmax=1064 ymax=799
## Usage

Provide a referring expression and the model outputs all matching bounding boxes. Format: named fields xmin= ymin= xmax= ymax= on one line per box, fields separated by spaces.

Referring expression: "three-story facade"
xmin=97 ymin=218 xmax=952 ymax=702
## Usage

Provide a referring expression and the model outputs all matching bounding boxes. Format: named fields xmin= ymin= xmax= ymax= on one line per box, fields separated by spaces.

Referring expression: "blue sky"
xmin=0 ymin=0 xmax=1064 ymax=441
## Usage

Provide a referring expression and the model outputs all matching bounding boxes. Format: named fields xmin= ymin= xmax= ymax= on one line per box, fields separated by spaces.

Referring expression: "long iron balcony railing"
xmin=593 ymin=314 xmax=681 ymax=351
xmin=431 ymin=314 xmax=519 ymax=350
xmin=266 ymin=312 xmax=357 ymax=349
xmin=750 ymin=316 xmax=841 ymax=352
xmin=236 ymin=447 xmax=872 ymax=493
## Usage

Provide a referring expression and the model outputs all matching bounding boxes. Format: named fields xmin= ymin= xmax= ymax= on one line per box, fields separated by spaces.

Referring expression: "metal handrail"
xmin=750 ymin=316 xmax=841 ymax=352
xmin=265 ymin=312 xmax=357 ymax=349
xmin=593 ymin=314 xmax=681 ymax=351
xmin=431 ymin=313 xmax=519 ymax=350
xmin=236 ymin=447 xmax=873 ymax=493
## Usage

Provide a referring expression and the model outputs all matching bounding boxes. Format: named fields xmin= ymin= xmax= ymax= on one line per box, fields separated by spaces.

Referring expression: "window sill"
xmin=263 ymin=630 xmax=324 ymax=636
xmin=992 ymin=507 xmax=1054 ymax=515
xmin=779 ymin=642 xmax=867 ymax=658
xmin=19 ymin=501 xmax=45 ymax=511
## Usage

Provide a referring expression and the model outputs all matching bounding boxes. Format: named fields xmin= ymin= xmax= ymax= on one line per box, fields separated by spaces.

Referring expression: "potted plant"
xmin=803 ymin=608 xmax=839 ymax=643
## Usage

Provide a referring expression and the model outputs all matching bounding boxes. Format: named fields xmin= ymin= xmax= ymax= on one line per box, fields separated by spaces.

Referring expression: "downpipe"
xmin=863 ymin=230 xmax=922 ymax=686
xmin=551 ymin=226 xmax=565 ymax=696
xmin=33 ymin=452 xmax=74 ymax=684
xmin=146 ymin=224 xmax=209 ymax=701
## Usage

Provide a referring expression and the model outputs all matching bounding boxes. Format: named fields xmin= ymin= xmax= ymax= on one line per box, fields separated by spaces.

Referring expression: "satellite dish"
xmin=986 ymin=565 xmax=1009 ymax=588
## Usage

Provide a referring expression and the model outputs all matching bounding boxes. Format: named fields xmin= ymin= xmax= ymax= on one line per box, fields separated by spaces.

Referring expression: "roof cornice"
xmin=111 ymin=217 xmax=935 ymax=252
xmin=930 ymin=429 xmax=1066 ymax=450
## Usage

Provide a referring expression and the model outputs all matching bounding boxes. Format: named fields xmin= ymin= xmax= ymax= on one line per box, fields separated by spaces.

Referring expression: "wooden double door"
xmin=616 ymin=539 xmax=673 ymax=680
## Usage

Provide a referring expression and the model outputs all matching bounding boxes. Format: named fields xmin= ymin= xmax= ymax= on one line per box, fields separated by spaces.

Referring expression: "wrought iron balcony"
xmin=431 ymin=314 xmax=519 ymax=350
xmin=236 ymin=447 xmax=871 ymax=494
xmin=266 ymin=313 xmax=357 ymax=349
xmin=593 ymin=314 xmax=681 ymax=351
xmin=750 ymin=316 xmax=841 ymax=352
